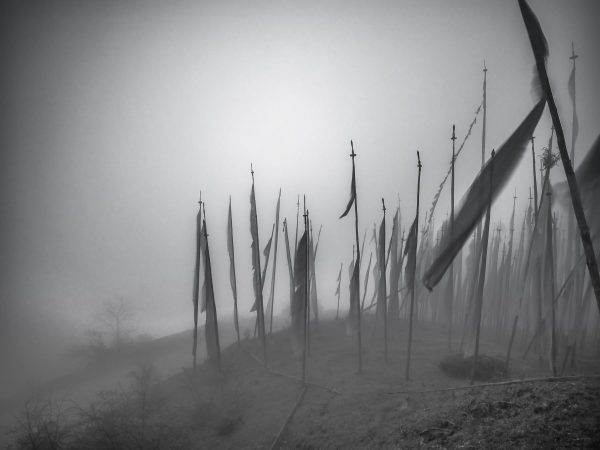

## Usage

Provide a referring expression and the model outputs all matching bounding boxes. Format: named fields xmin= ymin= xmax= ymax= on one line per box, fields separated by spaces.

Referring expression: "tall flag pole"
xmin=449 ymin=125 xmax=456 ymax=352
xmin=405 ymin=151 xmax=422 ymax=381
xmin=476 ymin=61 xmax=488 ymax=243
xmin=227 ymin=196 xmax=241 ymax=346
xmin=566 ymin=43 xmax=579 ymax=299
xmin=268 ymin=189 xmax=282 ymax=335
xmin=462 ymin=63 xmax=488 ymax=355
xmin=283 ymin=219 xmax=294 ymax=321
xmin=294 ymin=195 xmax=300 ymax=260
xmin=530 ymin=136 xmax=539 ymax=213
xmin=545 ymin=185 xmax=557 ymax=375
xmin=505 ymin=190 xmax=517 ymax=301
xmin=192 ymin=192 xmax=202 ymax=370
xmin=304 ymin=199 xmax=312 ymax=356
xmin=519 ymin=0 xmax=600 ymax=314
xmin=378 ymin=198 xmax=388 ymax=363
xmin=291 ymin=216 xmax=308 ymax=358
xmin=303 ymin=204 xmax=310 ymax=381
xmin=506 ymin=173 xmax=551 ymax=372
xmin=340 ymin=140 xmax=362 ymax=374
xmin=249 ymin=164 xmax=267 ymax=368
xmin=470 ymin=150 xmax=495 ymax=385
xmin=481 ymin=62 xmax=487 ymax=170
xmin=569 ymin=42 xmax=579 ymax=165
xmin=202 ymin=204 xmax=222 ymax=373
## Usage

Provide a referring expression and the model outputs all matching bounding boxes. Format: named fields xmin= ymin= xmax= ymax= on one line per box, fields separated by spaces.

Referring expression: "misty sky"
xmin=1 ymin=0 xmax=600 ymax=354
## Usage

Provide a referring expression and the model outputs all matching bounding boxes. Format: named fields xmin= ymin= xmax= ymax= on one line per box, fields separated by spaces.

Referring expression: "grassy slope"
xmin=159 ymin=317 xmax=600 ymax=449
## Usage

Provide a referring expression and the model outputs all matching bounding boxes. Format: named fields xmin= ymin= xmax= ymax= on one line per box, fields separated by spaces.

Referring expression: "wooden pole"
xmin=305 ymin=199 xmax=311 ymax=358
xmin=203 ymin=205 xmax=222 ymax=374
xmin=530 ymin=136 xmax=539 ymax=214
xmin=546 ymin=186 xmax=557 ymax=376
xmin=505 ymin=173 xmax=550 ymax=371
xmin=382 ymin=198 xmax=388 ymax=363
xmin=449 ymin=125 xmax=456 ymax=352
xmin=193 ymin=192 xmax=202 ymax=370
xmin=569 ymin=42 xmax=578 ymax=165
xmin=406 ymin=151 xmax=422 ymax=381
xmin=351 ymin=141 xmax=362 ymax=374
xmin=251 ymin=165 xmax=268 ymax=369
xmin=302 ymin=202 xmax=309 ymax=384
xmin=470 ymin=149 xmax=495 ymax=385
xmin=269 ymin=189 xmax=281 ymax=335
xmin=294 ymin=195 xmax=300 ymax=261
xmin=521 ymin=0 xmax=600 ymax=314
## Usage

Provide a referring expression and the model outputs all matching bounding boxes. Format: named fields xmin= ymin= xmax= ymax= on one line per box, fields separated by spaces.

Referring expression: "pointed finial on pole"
xmin=451 ymin=125 xmax=456 ymax=143
xmin=417 ymin=151 xmax=422 ymax=170
xmin=570 ymin=41 xmax=578 ymax=61
xmin=483 ymin=59 xmax=487 ymax=73
xmin=350 ymin=140 xmax=356 ymax=159
xmin=251 ymin=163 xmax=255 ymax=183
xmin=303 ymin=195 xmax=307 ymax=220
xmin=382 ymin=198 xmax=386 ymax=216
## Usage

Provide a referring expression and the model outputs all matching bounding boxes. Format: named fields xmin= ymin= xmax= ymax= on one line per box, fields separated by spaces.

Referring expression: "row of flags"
xmin=190 ymin=0 xmax=600 ymax=382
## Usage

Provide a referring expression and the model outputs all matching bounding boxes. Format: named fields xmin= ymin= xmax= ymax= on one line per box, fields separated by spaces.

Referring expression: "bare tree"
xmin=97 ymin=297 xmax=135 ymax=349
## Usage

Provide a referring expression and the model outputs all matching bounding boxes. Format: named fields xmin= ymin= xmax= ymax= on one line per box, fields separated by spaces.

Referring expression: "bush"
xmin=8 ymin=398 xmax=74 ymax=449
xmin=8 ymin=364 xmax=189 ymax=449
xmin=439 ymin=354 xmax=506 ymax=381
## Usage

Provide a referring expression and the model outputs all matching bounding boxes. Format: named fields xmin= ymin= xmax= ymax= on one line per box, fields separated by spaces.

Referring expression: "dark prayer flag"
xmin=346 ymin=257 xmax=360 ymax=335
xmin=227 ymin=197 xmax=240 ymax=343
xmin=404 ymin=217 xmax=418 ymax=291
xmin=202 ymin=220 xmax=221 ymax=363
xmin=291 ymin=231 xmax=308 ymax=355
xmin=423 ymin=99 xmax=546 ymax=290
xmin=340 ymin=165 xmax=356 ymax=219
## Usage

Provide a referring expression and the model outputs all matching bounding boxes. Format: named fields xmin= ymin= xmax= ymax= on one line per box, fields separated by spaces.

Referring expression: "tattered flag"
xmin=423 ymin=99 xmax=546 ymax=290
xmin=340 ymin=165 xmax=356 ymax=219
xmin=404 ymin=217 xmax=418 ymax=291
xmin=202 ymin=219 xmax=221 ymax=363
xmin=291 ymin=231 xmax=308 ymax=355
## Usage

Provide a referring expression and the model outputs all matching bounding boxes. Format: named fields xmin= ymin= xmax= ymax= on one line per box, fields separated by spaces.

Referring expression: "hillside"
xmin=4 ymin=316 xmax=600 ymax=448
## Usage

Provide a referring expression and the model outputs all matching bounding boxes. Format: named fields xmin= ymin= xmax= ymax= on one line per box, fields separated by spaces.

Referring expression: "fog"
xmin=1 ymin=0 xmax=600 ymax=401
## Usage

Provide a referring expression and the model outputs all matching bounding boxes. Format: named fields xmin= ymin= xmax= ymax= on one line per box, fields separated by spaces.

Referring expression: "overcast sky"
xmin=1 ymin=0 xmax=599 ymax=349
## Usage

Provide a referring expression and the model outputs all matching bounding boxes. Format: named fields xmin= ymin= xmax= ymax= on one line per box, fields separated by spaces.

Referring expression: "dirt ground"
xmin=161 ymin=317 xmax=600 ymax=449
